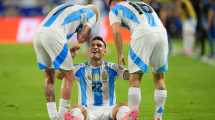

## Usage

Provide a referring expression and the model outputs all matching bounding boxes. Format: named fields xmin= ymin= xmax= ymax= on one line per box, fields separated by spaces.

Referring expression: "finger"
xmin=122 ymin=58 xmax=126 ymax=65
xmin=118 ymin=59 xmax=123 ymax=66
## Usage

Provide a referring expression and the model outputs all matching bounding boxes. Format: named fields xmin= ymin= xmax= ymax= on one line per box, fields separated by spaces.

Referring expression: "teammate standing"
xmin=33 ymin=3 xmax=99 ymax=120
xmin=109 ymin=0 xmax=168 ymax=119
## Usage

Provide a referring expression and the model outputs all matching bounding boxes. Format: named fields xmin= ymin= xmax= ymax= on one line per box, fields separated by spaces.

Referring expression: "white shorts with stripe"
xmin=33 ymin=27 xmax=73 ymax=70
xmin=128 ymin=29 xmax=169 ymax=73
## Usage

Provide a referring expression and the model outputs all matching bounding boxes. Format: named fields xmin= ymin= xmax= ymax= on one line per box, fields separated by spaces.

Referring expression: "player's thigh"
xmin=150 ymin=32 xmax=168 ymax=73
xmin=33 ymin=32 xmax=52 ymax=68
xmin=128 ymin=34 xmax=156 ymax=73
xmin=42 ymin=31 xmax=73 ymax=70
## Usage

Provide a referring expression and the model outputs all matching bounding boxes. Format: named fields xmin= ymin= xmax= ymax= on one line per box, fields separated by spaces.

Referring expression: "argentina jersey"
xmin=74 ymin=61 xmax=120 ymax=107
xmin=40 ymin=2 xmax=97 ymax=40
xmin=109 ymin=1 xmax=165 ymax=39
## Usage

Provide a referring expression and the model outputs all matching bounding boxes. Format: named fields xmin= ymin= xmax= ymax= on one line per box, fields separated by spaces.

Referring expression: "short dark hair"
xmin=91 ymin=36 xmax=107 ymax=48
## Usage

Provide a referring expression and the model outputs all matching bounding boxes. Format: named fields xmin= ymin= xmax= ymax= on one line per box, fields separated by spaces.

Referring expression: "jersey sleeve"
xmin=73 ymin=63 xmax=85 ymax=79
xmin=109 ymin=5 xmax=122 ymax=25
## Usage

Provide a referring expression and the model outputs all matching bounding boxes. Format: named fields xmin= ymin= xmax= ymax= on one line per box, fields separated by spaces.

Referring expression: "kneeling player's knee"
xmin=116 ymin=106 xmax=130 ymax=120
xmin=70 ymin=107 xmax=85 ymax=120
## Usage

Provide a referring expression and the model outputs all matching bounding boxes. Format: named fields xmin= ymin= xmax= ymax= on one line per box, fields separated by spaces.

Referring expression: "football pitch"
xmin=0 ymin=43 xmax=214 ymax=120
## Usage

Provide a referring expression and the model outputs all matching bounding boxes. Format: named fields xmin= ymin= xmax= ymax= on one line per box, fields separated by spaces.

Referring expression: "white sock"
xmin=47 ymin=102 xmax=58 ymax=120
xmin=154 ymin=90 xmax=167 ymax=119
xmin=71 ymin=108 xmax=84 ymax=120
xmin=58 ymin=98 xmax=70 ymax=119
xmin=116 ymin=106 xmax=130 ymax=120
xmin=128 ymin=87 xmax=141 ymax=109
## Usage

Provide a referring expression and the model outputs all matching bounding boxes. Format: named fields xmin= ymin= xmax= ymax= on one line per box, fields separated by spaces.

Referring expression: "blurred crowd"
xmin=0 ymin=0 xmax=67 ymax=16
xmin=0 ymin=0 xmax=215 ymax=61
xmin=0 ymin=0 xmax=110 ymax=16
xmin=154 ymin=0 xmax=215 ymax=63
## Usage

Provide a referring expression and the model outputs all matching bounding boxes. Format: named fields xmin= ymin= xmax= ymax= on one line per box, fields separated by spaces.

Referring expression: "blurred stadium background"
xmin=0 ymin=0 xmax=215 ymax=120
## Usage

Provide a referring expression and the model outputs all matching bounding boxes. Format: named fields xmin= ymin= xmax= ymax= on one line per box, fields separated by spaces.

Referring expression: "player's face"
xmin=89 ymin=40 xmax=106 ymax=60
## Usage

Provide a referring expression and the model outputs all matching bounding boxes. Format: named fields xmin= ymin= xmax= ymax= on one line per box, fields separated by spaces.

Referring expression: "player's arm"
xmin=77 ymin=8 xmax=98 ymax=43
xmin=77 ymin=25 xmax=91 ymax=43
xmin=113 ymin=25 xmax=125 ymax=65
xmin=56 ymin=64 xmax=81 ymax=80
xmin=109 ymin=9 xmax=125 ymax=65
xmin=118 ymin=66 xmax=129 ymax=80
xmin=111 ymin=63 xmax=129 ymax=80
xmin=72 ymin=19 xmax=93 ymax=56
xmin=70 ymin=44 xmax=80 ymax=58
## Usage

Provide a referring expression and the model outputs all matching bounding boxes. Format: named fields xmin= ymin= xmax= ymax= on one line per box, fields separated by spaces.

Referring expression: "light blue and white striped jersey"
xmin=74 ymin=61 xmax=125 ymax=107
xmin=39 ymin=3 xmax=97 ymax=40
xmin=109 ymin=1 xmax=165 ymax=40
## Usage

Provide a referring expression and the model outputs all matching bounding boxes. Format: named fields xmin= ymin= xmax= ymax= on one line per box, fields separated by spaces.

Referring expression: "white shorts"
xmin=33 ymin=28 xmax=73 ymax=70
xmin=86 ymin=106 xmax=114 ymax=120
xmin=128 ymin=30 xmax=169 ymax=73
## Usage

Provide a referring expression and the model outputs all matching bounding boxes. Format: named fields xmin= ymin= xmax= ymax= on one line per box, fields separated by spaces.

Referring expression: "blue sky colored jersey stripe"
xmin=75 ymin=67 xmax=87 ymax=106
xmin=112 ymin=4 xmax=140 ymax=24
xmin=79 ymin=76 xmax=87 ymax=106
xmin=62 ymin=8 xmax=95 ymax=25
xmin=106 ymin=67 xmax=117 ymax=105
xmin=43 ymin=3 xmax=73 ymax=27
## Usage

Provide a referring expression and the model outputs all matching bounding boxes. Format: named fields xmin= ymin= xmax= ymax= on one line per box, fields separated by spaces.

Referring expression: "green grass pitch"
xmin=0 ymin=43 xmax=214 ymax=120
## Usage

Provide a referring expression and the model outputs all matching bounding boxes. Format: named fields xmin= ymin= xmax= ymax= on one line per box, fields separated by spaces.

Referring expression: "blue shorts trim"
xmin=38 ymin=62 xmax=47 ymax=70
xmin=156 ymin=64 xmax=168 ymax=73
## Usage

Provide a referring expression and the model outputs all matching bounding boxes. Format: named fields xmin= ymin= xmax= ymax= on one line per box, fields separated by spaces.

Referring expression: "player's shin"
xmin=58 ymin=98 xmax=70 ymax=119
xmin=128 ymin=87 xmax=141 ymax=109
xmin=154 ymin=89 xmax=167 ymax=120
xmin=59 ymin=71 xmax=73 ymax=119
xmin=128 ymin=87 xmax=141 ymax=119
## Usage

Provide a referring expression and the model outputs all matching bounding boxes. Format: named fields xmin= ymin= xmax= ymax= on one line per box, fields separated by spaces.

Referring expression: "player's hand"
xmin=56 ymin=71 xmax=64 ymax=80
xmin=70 ymin=45 xmax=80 ymax=58
xmin=123 ymin=69 xmax=129 ymax=80
xmin=118 ymin=55 xmax=126 ymax=66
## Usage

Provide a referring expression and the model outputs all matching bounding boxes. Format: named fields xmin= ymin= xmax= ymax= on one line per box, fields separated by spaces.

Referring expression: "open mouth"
xmin=91 ymin=49 xmax=98 ymax=54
